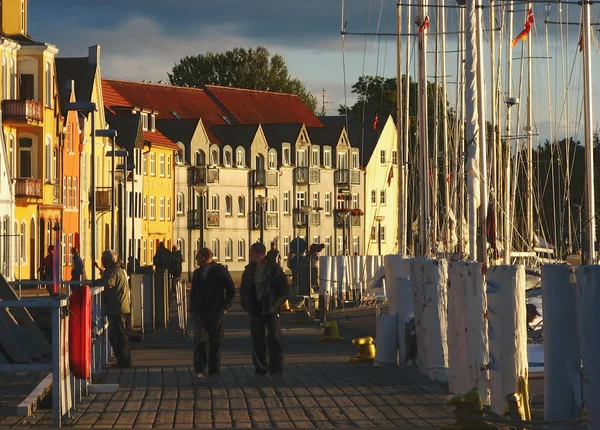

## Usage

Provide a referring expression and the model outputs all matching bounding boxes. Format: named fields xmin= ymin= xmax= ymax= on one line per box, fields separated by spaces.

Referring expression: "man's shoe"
xmin=197 ymin=372 xmax=207 ymax=382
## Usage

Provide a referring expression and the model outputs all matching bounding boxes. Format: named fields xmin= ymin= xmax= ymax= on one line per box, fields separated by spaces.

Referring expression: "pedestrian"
xmin=170 ymin=245 xmax=183 ymax=294
xmin=189 ymin=247 xmax=235 ymax=383
xmin=240 ymin=242 xmax=289 ymax=380
xmin=93 ymin=249 xmax=132 ymax=368
xmin=71 ymin=247 xmax=84 ymax=281
xmin=266 ymin=241 xmax=281 ymax=266
xmin=153 ymin=241 xmax=172 ymax=272
xmin=38 ymin=245 xmax=54 ymax=295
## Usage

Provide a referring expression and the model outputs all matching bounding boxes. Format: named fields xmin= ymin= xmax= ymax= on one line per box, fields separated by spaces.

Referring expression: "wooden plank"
xmin=16 ymin=373 xmax=52 ymax=416
xmin=0 ymin=274 xmax=52 ymax=357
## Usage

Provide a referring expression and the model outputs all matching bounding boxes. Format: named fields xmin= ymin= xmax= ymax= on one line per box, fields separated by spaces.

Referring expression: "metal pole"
xmin=123 ymin=154 xmax=128 ymax=260
xmin=91 ymin=114 xmax=96 ymax=285
xmin=504 ymin=0 xmax=514 ymax=264
xmin=378 ymin=221 xmax=382 ymax=256
xmin=527 ymin=2 xmax=534 ymax=252
xmin=582 ymin=0 xmax=596 ymax=264
xmin=199 ymin=192 xmax=204 ymax=248
xmin=131 ymin=162 xmax=136 ymax=273
xmin=260 ymin=203 xmax=264 ymax=244
xmin=396 ymin=1 xmax=405 ymax=256
xmin=111 ymin=138 xmax=115 ymax=250
xmin=401 ymin=1 xmax=412 ymax=256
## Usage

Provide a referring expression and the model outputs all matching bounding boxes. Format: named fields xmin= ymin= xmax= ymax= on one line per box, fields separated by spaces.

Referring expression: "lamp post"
xmin=193 ymin=184 xmax=208 ymax=253
xmin=301 ymin=205 xmax=312 ymax=243
xmin=97 ymin=129 xmax=118 ymax=249
xmin=375 ymin=215 xmax=385 ymax=256
xmin=66 ymin=102 xmax=97 ymax=284
xmin=114 ymin=167 xmax=125 ymax=258
xmin=256 ymin=195 xmax=266 ymax=244
xmin=338 ymin=210 xmax=351 ymax=255
xmin=117 ymin=162 xmax=134 ymax=262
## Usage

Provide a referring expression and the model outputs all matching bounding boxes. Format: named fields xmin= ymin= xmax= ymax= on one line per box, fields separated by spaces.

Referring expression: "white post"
xmin=486 ymin=265 xmax=527 ymax=414
xmin=542 ymin=265 xmax=581 ymax=421
xmin=447 ymin=262 xmax=490 ymax=403
xmin=577 ymin=266 xmax=600 ymax=427
xmin=384 ymin=255 xmax=412 ymax=364
xmin=410 ymin=258 xmax=448 ymax=382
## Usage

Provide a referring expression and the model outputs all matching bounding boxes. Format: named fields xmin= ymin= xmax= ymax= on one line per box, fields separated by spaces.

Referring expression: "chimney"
xmin=88 ymin=45 xmax=101 ymax=65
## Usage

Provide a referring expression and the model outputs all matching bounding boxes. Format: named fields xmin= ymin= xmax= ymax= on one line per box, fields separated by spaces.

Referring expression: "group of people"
xmin=190 ymin=242 xmax=289 ymax=383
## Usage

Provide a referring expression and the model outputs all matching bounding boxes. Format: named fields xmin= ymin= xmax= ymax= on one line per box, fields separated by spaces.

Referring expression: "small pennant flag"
xmin=578 ymin=34 xmax=584 ymax=52
xmin=373 ymin=113 xmax=379 ymax=130
xmin=419 ymin=15 xmax=430 ymax=34
xmin=387 ymin=166 xmax=394 ymax=186
xmin=512 ymin=7 xmax=534 ymax=48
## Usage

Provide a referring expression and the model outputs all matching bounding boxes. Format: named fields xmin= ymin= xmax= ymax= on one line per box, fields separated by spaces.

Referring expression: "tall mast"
xmin=476 ymin=0 xmax=488 ymax=264
xmin=441 ymin=0 xmax=450 ymax=256
xmin=396 ymin=0 xmax=405 ymax=255
xmin=582 ymin=0 xmax=596 ymax=264
xmin=526 ymin=2 xmax=534 ymax=251
xmin=401 ymin=2 xmax=412 ymax=256
xmin=455 ymin=7 xmax=466 ymax=258
xmin=504 ymin=0 xmax=514 ymax=264
xmin=433 ymin=13 xmax=440 ymax=254
xmin=418 ymin=0 xmax=431 ymax=257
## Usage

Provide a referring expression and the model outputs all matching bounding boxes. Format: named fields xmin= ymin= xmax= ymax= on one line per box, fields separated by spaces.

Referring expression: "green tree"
xmin=169 ymin=46 xmax=318 ymax=112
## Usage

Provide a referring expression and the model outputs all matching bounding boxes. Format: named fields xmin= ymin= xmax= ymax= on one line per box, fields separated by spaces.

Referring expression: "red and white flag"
xmin=512 ymin=7 xmax=534 ymax=48
xmin=372 ymin=113 xmax=379 ymax=130
xmin=387 ymin=166 xmax=394 ymax=186
xmin=419 ymin=15 xmax=430 ymax=34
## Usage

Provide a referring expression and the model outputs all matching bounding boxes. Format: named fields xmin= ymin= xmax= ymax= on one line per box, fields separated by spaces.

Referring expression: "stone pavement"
xmin=0 ymin=303 xmax=456 ymax=428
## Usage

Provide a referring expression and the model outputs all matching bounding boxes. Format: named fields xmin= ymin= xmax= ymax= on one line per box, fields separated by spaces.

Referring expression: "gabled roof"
xmin=143 ymin=130 xmax=179 ymax=151
xmin=55 ymin=57 xmax=97 ymax=114
xmin=212 ymin=124 xmax=260 ymax=148
xmin=321 ymin=114 xmax=380 ymax=166
xmin=261 ymin=123 xmax=305 ymax=165
xmin=306 ymin=126 xmax=344 ymax=147
xmin=204 ymin=85 xmax=323 ymax=127
xmin=156 ymin=119 xmax=200 ymax=145
xmin=105 ymin=111 xmax=143 ymax=151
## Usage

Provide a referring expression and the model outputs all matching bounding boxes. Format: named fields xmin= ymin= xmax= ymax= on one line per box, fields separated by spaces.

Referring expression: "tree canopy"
xmin=169 ymin=46 xmax=318 ymax=112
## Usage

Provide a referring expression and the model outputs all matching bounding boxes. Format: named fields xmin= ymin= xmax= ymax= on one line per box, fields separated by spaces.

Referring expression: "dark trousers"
xmin=193 ymin=312 xmax=224 ymax=376
xmin=250 ymin=313 xmax=283 ymax=375
xmin=108 ymin=314 xmax=131 ymax=367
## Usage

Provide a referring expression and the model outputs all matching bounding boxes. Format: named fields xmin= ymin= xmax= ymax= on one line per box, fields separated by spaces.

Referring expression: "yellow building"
xmin=2 ymin=0 xmax=62 ymax=279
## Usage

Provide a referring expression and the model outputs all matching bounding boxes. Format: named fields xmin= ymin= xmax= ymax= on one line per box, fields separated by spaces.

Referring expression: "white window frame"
xmin=337 ymin=236 xmax=343 ymax=255
xmin=325 ymin=236 xmax=331 ymax=256
xmin=380 ymin=149 xmax=386 ymax=165
xmin=371 ymin=226 xmax=377 ymax=242
xmin=45 ymin=135 xmax=52 ymax=183
xmin=324 ymin=147 xmax=332 ymax=168
xmin=282 ymin=145 xmax=291 ymax=165
xmin=141 ymin=113 xmax=148 ymax=131
xmin=283 ymin=191 xmax=290 ymax=214
xmin=223 ymin=147 xmax=232 ymax=167
xmin=236 ymin=147 xmax=245 ymax=167
xmin=352 ymin=149 xmax=359 ymax=169
xmin=353 ymin=237 xmax=359 ymax=255
xmin=149 ymin=114 xmax=156 ymax=132
xmin=150 ymin=153 xmax=156 ymax=176
xmin=143 ymin=196 xmax=147 ymax=219
xmin=176 ymin=193 xmax=184 ymax=214
xmin=380 ymin=189 xmax=386 ymax=206
xmin=392 ymin=150 xmax=398 ymax=165
xmin=268 ymin=151 xmax=277 ymax=169
xmin=167 ymin=154 xmax=171 ymax=177
xmin=142 ymin=239 xmax=147 ymax=265
xmin=352 ymin=193 xmax=359 ymax=209
xmin=167 ymin=198 xmax=171 ymax=221
xmin=159 ymin=154 xmax=165 ymax=177
xmin=371 ymin=189 xmax=377 ymax=205
xmin=20 ymin=221 xmax=26 ymax=262
xmin=311 ymin=147 xmax=320 ymax=166
xmin=212 ymin=238 xmax=220 ymax=260
xmin=380 ymin=225 xmax=386 ymax=242
xmin=283 ymin=236 xmax=290 ymax=260
xmin=325 ymin=193 xmax=332 ymax=215
xmin=143 ymin=153 xmax=148 ymax=175
xmin=150 ymin=196 xmax=156 ymax=220
xmin=238 ymin=239 xmax=246 ymax=260
xmin=225 ymin=238 xmax=233 ymax=261
xmin=238 ymin=196 xmax=245 ymax=216
xmin=45 ymin=61 xmax=52 ymax=108
xmin=312 ymin=192 xmax=319 ymax=209
xmin=159 ymin=197 xmax=165 ymax=220
xmin=225 ymin=195 xmax=232 ymax=216
xmin=212 ymin=194 xmax=220 ymax=211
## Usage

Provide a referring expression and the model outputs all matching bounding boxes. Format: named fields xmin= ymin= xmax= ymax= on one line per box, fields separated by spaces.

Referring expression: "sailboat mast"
xmin=433 ymin=14 xmax=440 ymax=254
xmin=504 ymin=0 xmax=513 ymax=264
xmin=441 ymin=0 xmax=450 ymax=256
xmin=526 ymin=2 xmax=534 ymax=251
xmin=418 ymin=0 xmax=431 ymax=257
xmin=476 ymin=0 xmax=488 ymax=264
xmin=402 ymin=3 xmax=412 ymax=256
xmin=397 ymin=1 xmax=405 ymax=255
xmin=582 ymin=0 xmax=596 ymax=264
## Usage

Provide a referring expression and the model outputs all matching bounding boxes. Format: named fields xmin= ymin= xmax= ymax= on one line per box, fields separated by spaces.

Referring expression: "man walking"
xmin=94 ymin=250 xmax=131 ymax=368
xmin=266 ymin=241 xmax=281 ymax=267
xmin=240 ymin=242 xmax=289 ymax=380
xmin=189 ymin=248 xmax=235 ymax=383
xmin=170 ymin=245 xmax=183 ymax=294
xmin=38 ymin=245 xmax=54 ymax=295
xmin=71 ymin=247 xmax=84 ymax=281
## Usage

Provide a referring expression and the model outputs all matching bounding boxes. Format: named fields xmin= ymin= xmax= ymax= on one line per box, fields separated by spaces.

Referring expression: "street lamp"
xmin=192 ymin=184 xmax=208 ymax=254
xmin=117 ymin=162 xmax=134 ymax=263
xmin=300 ymin=205 xmax=312 ymax=243
xmin=375 ymin=215 xmax=385 ymax=256
xmin=256 ymin=195 xmax=266 ymax=244
xmin=101 ymin=133 xmax=124 ymax=250
xmin=66 ymin=102 xmax=97 ymax=284
xmin=338 ymin=210 xmax=351 ymax=255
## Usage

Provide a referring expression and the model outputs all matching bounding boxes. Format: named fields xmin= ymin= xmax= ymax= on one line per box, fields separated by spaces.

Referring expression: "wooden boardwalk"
xmin=0 ymin=303 xmax=456 ymax=428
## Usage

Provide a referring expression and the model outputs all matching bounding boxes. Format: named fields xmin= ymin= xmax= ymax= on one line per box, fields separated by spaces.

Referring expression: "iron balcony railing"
xmin=2 ymin=99 xmax=43 ymax=122
xmin=334 ymin=169 xmax=361 ymax=186
xmin=266 ymin=212 xmax=279 ymax=229
xmin=15 ymin=178 xmax=42 ymax=198
xmin=294 ymin=167 xmax=320 ymax=185
xmin=309 ymin=212 xmax=321 ymax=227
xmin=187 ymin=209 xmax=202 ymax=229
xmin=187 ymin=166 xmax=207 ymax=187
xmin=251 ymin=169 xmax=266 ymax=187
xmin=94 ymin=187 xmax=113 ymax=211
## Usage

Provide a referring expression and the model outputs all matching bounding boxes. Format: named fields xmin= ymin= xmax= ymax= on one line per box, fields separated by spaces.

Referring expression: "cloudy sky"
xmin=28 ymin=0 xmax=597 ymax=141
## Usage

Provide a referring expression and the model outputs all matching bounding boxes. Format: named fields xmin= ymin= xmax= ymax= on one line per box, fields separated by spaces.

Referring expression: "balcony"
xmin=249 ymin=211 xmax=260 ymax=230
xmin=294 ymin=167 xmax=320 ymax=185
xmin=250 ymin=170 xmax=266 ymax=187
xmin=187 ymin=166 xmax=207 ymax=187
xmin=207 ymin=167 xmax=219 ymax=184
xmin=334 ymin=209 xmax=352 ymax=227
xmin=206 ymin=210 xmax=220 ymax=227
xmin=2 ymin=100 xmax=43 ymax=123
xmin=15 ymin=179 xmax=42 ymax=199
xmin=294 ymin=210 xmax=308 ymax=227
xmin=351 ymin=215 xmax=361 ymax=227
xmin=266 ymin=212 xmax=279 ymax=229
xmin=53 ymin=181 xmax=61 ymax=203
xmin=187 ymin=209 xmax=202 ymax=229
xmin=266 ymin=170 xmax=279 ymax=187
xmin=309 ymin=212 xmax=321 ymax=227
xmin=334 ymin=169 xmax=361 ymax=186
xmin=95 ymin=187 xmax=113 ymax=211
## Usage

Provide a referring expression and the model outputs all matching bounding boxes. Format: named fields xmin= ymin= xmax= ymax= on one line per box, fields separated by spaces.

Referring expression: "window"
xmin=212 ymin=194 xmax=219 ymax=211
xmin=195 ymin=150 xmax=205 ymax=166
xmin=45 ymin=136 xmax=53 ymax=182
xmin=143 ymin=196 xmax=147 ymax=219
xmin=352 ymin=149 xmax=360 ymax=169
xmin=238 ymin=196 xmax=245 ymax=216
xmin=62 ymin=176 xmax=66 ymax=205
xmin=324 ymin=147 xmax=332 ymax=168
xmin=159 ymin=154 xmax=165 ymax=177
xmin=18 ymin=137 xmax=32 ymax=178
xmin=167 ymin=155 xmax=171 ymax=177
xmin=311 ymin=147 xmax=320 ymax=166
xmin=338 ymin=151 xmax=348 ymax=169
xmin=141 ymin=113 xmax=148 ymax=131
xmin=175 ymin=147 xmax=184 ymax=164
xmin=73 ymin=178 xmax=78 ymax=207
xmin=177 ymin=239 xmax=185 ymax=261
xmin=150 ymin=240 xmax=155 ymax=262
xmin=283 ymin=236 xmax=290 ymax=260
xmin=297 ymin=150 xmax=307 ymax=167
xmin=67 ymin=177 xmax=72 ymax=206
xmin=282 ymin=145 xmax=291 ymax=165
xmin=268 ymin=151 xmax=277 ymax=169
xmin=167 ymin=198 xmax=171 ymax=221
xmin=210 ymin=148 xmax=219 ymax=166
xmin=62 ymin=233 xmax=66 ymax=266
xmin=224 ymin=147 xmax=232 ymax=166
xmin=20 ymin=222 xmax=26 ymax=261
xmin=150 ymin=197 xmax=156 ymax=220
xmin=142 ymin=240 xmax=147 ymax=265
xmin=150 ymin=153 xmax=156 ymax=176
xmin=312 ymin=192 xmax=319 ymax=209
xmin=21 ymin=1 xmax=25 ymax=32
xmin=283 ymin=191 xmax=290 ymax=214
xmin=380 ymin=149 xmax=386 ymax=165
xmin=176 ymin=193 xmax=184 ymax=214
xmin=143 ymin=153 xmax=147 ymax=175
xmin=45 ymin=61 xmax=52 ymax=108
xmin=380 ymin=190 xmax=386 ymax=205
xmin=353 ymin=237 xmax=359 ymax=255
xmin=325 ymin=236 xmax=331 ymax=256
xmin=371 ymin=226 xmax=377 ymax=242
xmin=312 ymin=236 xmax=320 ymax=244
xmin=159 ymin=197 xmax=165 ymax=220
xmin=225 ymin=239 xmax=233 ymax=261
xmin=236 ymin=147 xmax=245 ymax=167
xmin=269 ymin=197 xmax=278 ymax=213
xmin=392 ymin=150 xmax=398 ymax=165
xmin=296 ymin=191 xmax=306 ymax=210
xmin=380 ymin=225 xmax=386 ymax=242
xmin=325 ymin=193 xmax=332 ymax=215
xmin=149 ymin=114 xmax=156 ymax=131
xmin=238 ymin=239 xmax=246 ymax=260
xmin=371 ymin=189 xmax=377 ymax=205
xmin=337 ymin=236 xmax=343 ymax=254
xmin=225 ymin=195 xmax=232 ymax=215
xmin=68 ymin=234 xmax=73 ymax=265
xmin=352 ymin=193 xmax=359 ymax=209
xmin=212 ymin=238 xmax=220 ymax=260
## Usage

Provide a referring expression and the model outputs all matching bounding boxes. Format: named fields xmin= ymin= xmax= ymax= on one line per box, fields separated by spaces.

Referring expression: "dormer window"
xmin=236 ymin=147 xmax=245 ymax=167
xmin=282 ymin=144 xmax=291 ymax=166
xmin=223 ymin=146 xmax=232 ymax=167
xmin=323 ymin=147 xmax=332 ymax=168
xmin=268 ymin=150 xmax=277 ymax=169
xmin=311 ymin=147 xmax=320 ymax=166
xmin=149 ymin=114 xmax=156 ymax=132
xmin=141 ymin=113 xmax=148 ymax=131
xmin=210 ymin=147 xmax=219 ymax=166
xmin=352 ymin=148 xmax=359 ymax=169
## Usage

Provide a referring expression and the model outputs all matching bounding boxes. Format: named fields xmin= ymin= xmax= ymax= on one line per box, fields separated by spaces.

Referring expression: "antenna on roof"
xmin=320 ymin=88 xmax=332 ymax=117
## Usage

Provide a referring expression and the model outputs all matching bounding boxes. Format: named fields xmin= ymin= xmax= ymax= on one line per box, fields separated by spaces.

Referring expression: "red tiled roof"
xmin=204 ymin=85 xmax=323 ymax=127
xmin=142 ymin=130 xmax=180 ymax=151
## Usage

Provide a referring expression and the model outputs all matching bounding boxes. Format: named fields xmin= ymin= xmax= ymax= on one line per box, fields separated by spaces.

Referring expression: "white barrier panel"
xmin=319 ymin=256 xmax=330 ymax=295
xmin=576 ymin=266 xmax=600 ymax=429
xmin=487 ymin=265 xmax=527 ymax=415
xmin=447 ymin=262 xmax=489 ymax=402
xmin=375 ymin=314 xmax=399 ymax=366
xmin=384 ymin=255 xmax=412 ymax=365
xmin=334 ymin=256 xmax=345 ymax=294
xmin=542 ymin=265 xmax=581 ymax=422
xmin=410 ymin=258 xmax=449 ymax=383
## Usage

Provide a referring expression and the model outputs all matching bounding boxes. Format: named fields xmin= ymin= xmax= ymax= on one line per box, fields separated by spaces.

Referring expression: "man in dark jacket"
xmin=240 ymin=242 xmax=289 ymax=379
xmin=189 ymin=248 xmax=235 ymax=383
xmin=170 ymin=246 xmax=183 ymax=293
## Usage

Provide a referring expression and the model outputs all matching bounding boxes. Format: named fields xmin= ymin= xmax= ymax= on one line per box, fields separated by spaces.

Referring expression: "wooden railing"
xmin=15 ymin=178 xmax=42 ymax=198
xmin=2 ymin=99 xmax=43 ymax=122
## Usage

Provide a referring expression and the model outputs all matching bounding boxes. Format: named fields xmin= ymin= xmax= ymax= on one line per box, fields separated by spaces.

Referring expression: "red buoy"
xmin=68 ymin=286 xmax=92 ymax=379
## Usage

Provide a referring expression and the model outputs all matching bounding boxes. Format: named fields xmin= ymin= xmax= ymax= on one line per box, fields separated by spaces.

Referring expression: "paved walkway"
xmin=0 ymin=303 xmax=455 ymax=428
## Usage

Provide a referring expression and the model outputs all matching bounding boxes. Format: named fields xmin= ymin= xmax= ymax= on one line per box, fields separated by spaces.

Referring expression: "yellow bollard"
xmin=317 ymin=321 xmax=344 ymax=342
xmin=348 ymin=336 xmax=375 ymax=362
xmin=441 ymin=390 xmax=495 ymax=430
xmin=280 ymin=299 xmax=292 ymax=312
